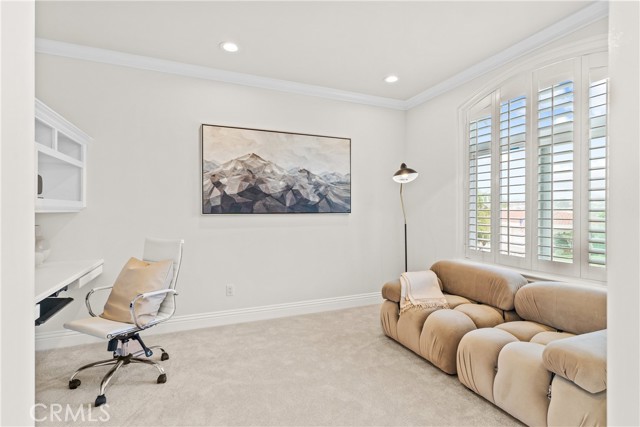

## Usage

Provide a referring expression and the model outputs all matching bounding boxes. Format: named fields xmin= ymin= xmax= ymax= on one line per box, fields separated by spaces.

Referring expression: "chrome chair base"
xmin=68 ymin=339 xmax=168 ymax=407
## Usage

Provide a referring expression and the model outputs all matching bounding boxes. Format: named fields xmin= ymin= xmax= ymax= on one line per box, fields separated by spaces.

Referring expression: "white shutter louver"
xmin=499 ymin=96 xmax=526 ymax=257
xmin=587 ymin=78 xmax=607 ymax=267
xmin=468 ymin=116 xmax=492 ymax=252
xmin=537 ymin=80 xmax=574 ymax=264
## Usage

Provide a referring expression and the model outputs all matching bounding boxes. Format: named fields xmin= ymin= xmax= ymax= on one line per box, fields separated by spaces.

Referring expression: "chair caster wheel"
xmin=95 ymin=395 xmax=107 ymax=407
xmin=160 ymin=352 xmax=169 ymax=361
xmin=69 ymin=379 xmax=81 ymax=389
xmin=157 ymin=373 xmax=167 ymax=384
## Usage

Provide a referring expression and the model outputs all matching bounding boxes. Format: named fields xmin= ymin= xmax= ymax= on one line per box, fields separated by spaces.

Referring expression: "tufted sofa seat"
xmin=456 ymin=281 xmax=607 ymax=426
xmin=380 ymin=259 xmax=528 ymax=374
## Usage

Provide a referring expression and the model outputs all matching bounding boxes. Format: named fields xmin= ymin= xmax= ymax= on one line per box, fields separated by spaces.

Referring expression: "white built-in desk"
xmin=35 ymin=259 xmax=104 ymax=325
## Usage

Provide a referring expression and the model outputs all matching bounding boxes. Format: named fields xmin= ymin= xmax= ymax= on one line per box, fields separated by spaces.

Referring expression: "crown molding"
xmin=35 ymin=2 xmax=608 ymax=112
xmin=35 ymin=38 xmax=407 ymax=111
xmin=404 ymin=1 xmax=609 ymax=109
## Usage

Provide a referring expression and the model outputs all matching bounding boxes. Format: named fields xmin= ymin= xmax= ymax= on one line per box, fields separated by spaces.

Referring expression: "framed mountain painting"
xmin=201 ymin=124 xmax=351 ymax=214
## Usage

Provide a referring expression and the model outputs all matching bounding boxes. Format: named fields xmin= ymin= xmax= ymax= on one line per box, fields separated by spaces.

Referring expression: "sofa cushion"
xmin=530 ymin=331 xmax=575 ymax=346
xmin=493 ymin=342 xmax=552 ymax=427
xmin=381 ymin=279 xmax=401 ymax=303
xmin=515 ymin=281 xmax=607 ymax=334
xmin=420 ymin=309 xmax=476 ymax=374
xmin=380 ymin=300 xmax=399 ymax=341
xmin=495 ymin=320 xmax=555 ymax=342
xmin=444 ymin=294 xmax=474 ymax=308
xmin=547 ymin=375 xmax=607 ymax=427
xmin=457 ymin=328 xmax=519 ymax=403
xmin=396 ymin=308 xmax=432 ymax=355
xmin=381 ymin=277 xmax=444 ymax=304
xmin=431 ymin=260 xmax=527 ymax=311
xmin=542 ymin=330 xmax=607 ymax=394
xmin=454 ymin=304 xmax=504 ymax=328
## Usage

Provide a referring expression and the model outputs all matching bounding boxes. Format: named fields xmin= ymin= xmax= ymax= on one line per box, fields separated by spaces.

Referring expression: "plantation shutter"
xmin=533 ymin=58 xmax=581 ymax=276
xmin=582 ymin=52 xmax=608 ymax=281
xmin=587 ymin=78 xmax=607 ymax=267
xmin=537 ymin=80 xmax=575 ymax=264
xmin=499 ymin=96 xmax=527 ymax=258
xmin=467 ymin=96 xmax=493 ymax=256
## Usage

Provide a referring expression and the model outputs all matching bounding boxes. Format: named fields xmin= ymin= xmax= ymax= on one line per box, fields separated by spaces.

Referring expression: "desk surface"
xmin=35 ymin=259 xmax=104 ymax=304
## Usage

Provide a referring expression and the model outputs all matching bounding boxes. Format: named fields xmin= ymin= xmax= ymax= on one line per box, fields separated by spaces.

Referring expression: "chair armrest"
xmin=542 ymin=329 xmax=607 ymax=394
xmin=382 ymin=279 xmax=401 ymax=303
xmin=85 ymin=285 xmax=114 ymax=317
xmin=129 ymin=289 xmax=178 ymax=329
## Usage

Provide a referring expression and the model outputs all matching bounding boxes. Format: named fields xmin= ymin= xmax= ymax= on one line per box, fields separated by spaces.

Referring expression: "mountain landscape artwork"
xmin=202 ymin=125 xmax=351 ymax=214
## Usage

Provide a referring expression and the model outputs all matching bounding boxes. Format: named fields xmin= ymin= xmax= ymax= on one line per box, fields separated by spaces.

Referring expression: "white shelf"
xmin=35 ymin=99 xmax=92 ymax=213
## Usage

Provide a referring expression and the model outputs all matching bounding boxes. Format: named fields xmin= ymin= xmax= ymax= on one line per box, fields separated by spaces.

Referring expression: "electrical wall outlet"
xmin=225 ymin=284 xmax=235 ymax=296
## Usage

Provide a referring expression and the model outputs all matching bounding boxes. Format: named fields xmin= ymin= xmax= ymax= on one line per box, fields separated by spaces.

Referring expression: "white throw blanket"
xmin=399 ymin=270 xmax=449 ymax=315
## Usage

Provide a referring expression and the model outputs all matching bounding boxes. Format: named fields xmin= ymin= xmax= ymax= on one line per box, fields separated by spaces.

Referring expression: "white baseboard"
xmin=35 ymin=292 xmax=382 ymax=351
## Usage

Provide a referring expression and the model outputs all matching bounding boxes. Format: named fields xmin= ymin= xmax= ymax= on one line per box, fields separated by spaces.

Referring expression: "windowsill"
xmin=459 ymin=257 xmax=607 ymax=288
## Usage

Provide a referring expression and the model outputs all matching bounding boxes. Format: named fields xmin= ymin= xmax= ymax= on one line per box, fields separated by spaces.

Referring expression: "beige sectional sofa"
xmin=380 ymin=259 xmax=528 ymax=374
xmin=457 ymin=281 xmax=607 ymax=426
xmin=380 ymin=261 xmax=607 ymax=427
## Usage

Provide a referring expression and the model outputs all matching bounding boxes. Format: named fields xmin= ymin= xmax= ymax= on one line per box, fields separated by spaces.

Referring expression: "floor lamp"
xmin=393 ymin=163 xmax=419 ymax=272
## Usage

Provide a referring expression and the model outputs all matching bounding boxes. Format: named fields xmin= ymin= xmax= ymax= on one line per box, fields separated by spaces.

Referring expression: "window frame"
xmin=461 ymin=46 xmax=608 ymax=283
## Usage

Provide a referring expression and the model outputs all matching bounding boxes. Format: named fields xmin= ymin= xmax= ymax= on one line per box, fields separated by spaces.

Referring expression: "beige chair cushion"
xmin=431 ymin=259 xmax=527 ymax=311
xmin=542 ymin=329 xmax=607 ymax=394
xmin=101 ymin=257 xmax=174 ymax=325
xmin=515 ymin=281 xmax=607 ymax=334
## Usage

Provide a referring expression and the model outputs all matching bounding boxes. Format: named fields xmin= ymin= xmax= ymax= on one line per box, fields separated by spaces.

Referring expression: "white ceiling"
xmin=36 ymin=1 xmax=597 ymax=101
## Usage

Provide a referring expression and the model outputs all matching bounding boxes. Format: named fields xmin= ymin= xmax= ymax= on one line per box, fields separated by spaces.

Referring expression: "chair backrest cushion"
xmin=101 ymin=257 xmax=174 ymax=324
xmin=143 ymin=238 xmax=184 ymax=316
xmin=143 ymin=238 xmax=183 ymax=289
xmin=431 ymin=260 xmax=527 ymax=311
xmin=515 ymin=281 xmax=607 ymax=334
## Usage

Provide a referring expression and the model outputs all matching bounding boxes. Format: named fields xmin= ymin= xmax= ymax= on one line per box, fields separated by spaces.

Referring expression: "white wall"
xmin=34 ymin=54 xmax=405 ymax=341
xmin=0 ymin=1 xmax=35 ymax=425
xmin=607 ymin=1 xmax=640 ymax=424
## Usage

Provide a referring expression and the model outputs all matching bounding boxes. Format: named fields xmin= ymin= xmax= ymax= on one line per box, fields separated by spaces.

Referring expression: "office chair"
xmin=64 ymin=238 xmax=184 ymax=407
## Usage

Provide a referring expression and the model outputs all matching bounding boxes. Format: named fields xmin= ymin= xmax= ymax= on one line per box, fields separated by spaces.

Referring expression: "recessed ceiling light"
xmin=384 ymin=75 xmax=399 ymax=84
xmin=220 ymin=42 xmax=239 ymax=53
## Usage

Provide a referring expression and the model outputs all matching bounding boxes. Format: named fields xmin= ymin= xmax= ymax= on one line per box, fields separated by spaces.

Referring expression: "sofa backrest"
xmin=430 ymin=260 xmax=527 ymax=311
xmin=515 ymin=281 xmax=607 ymax=334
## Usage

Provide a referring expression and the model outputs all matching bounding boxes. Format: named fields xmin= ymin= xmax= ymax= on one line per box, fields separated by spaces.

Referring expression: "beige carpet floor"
xmin=36 ymin=305 xmax=523 ymax=426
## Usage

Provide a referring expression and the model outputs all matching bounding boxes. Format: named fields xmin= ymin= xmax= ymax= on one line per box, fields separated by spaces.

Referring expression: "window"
xmin=463 ymin=52 xmax=608 ymax=281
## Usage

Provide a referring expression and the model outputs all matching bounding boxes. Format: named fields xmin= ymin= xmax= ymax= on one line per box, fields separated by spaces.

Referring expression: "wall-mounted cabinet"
xmin=35 ymin=99 xmax=92 ymax=213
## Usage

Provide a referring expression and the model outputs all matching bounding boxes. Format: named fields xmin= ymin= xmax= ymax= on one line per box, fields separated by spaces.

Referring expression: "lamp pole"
xmin=393 ymin=163 xmax=418 ymax=273
xmin=400 ymin=183 xmax=408 ymax=272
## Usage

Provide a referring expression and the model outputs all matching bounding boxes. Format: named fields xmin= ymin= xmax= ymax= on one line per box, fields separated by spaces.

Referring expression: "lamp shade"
xmin=392 ymin=163 xmax=419 ymax=183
